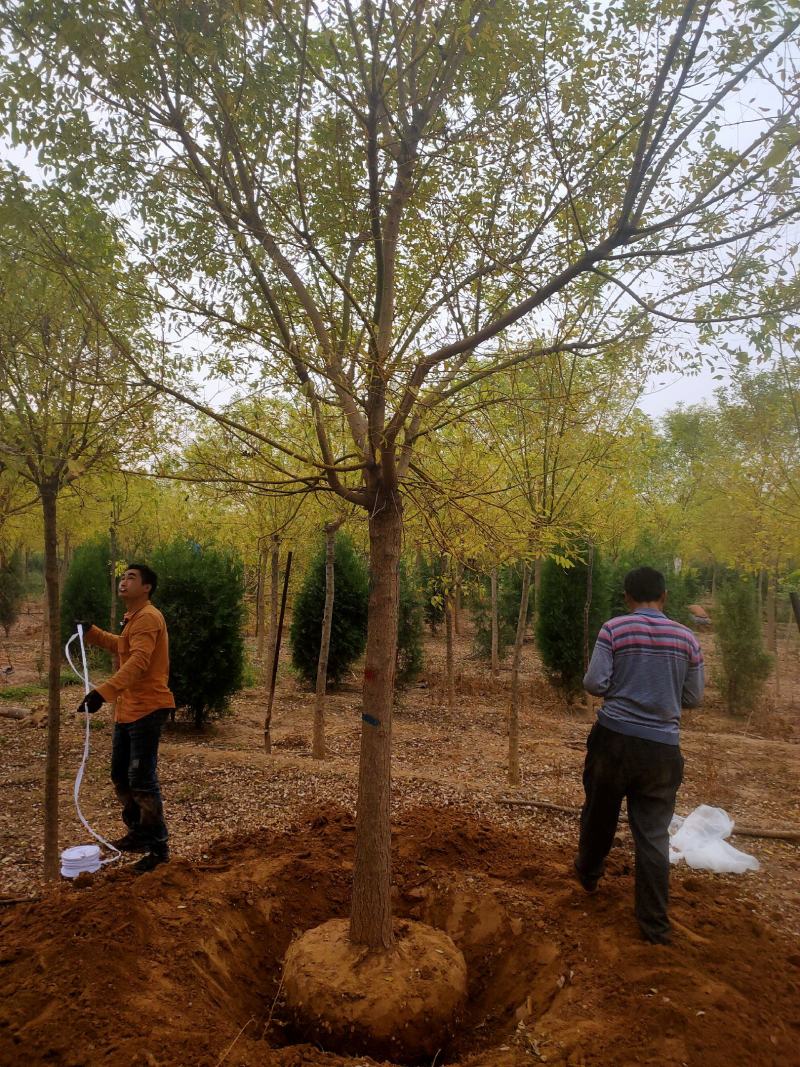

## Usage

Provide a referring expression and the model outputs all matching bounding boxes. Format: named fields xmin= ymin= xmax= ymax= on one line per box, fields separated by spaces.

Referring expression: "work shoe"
xmin=133 ymin=851 xmax=169 ymax=874
xmin=572 ymin=858 xmax=598 ymax=894
xmin=111 ymin=832 xmax=148 ymax=854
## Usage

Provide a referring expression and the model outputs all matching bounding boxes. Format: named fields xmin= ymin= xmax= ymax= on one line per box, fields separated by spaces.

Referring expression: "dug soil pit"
xmin=1 ymin=805 xmax=798 ymax=1067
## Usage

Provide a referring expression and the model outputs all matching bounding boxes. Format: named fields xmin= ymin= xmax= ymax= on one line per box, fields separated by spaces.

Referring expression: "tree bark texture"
xmin=533 ymin=557 xmax=542 ymax=619
xmin=313 ymin=523 xmax=339 ymax=760
xmin=350 ymin=491 xmax=402 ymax=949
xmin=490 ymin=567 xmax=499 ymax=679
xmin=508 ymin=563 xmax=531 ymax=788
xmin=41 ymin=482 xmax=61 ymax=881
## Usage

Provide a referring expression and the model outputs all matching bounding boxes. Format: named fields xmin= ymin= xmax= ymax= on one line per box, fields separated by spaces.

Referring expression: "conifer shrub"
xmin=396 ymin=560 xmax=424 ymax=686
xmin=0 ymin=548 xmax=24 ymax=636
xmin=290 ymin=533 xmax=369 ymax=688
xmin=536 ymin=549 xmax=610 ymax=695
xmin=715 ymin=579 xmax=772 ymax=715
xmin=60 ymin=538 xmax=113 ymax=645
xmin=151 ymin=539 xmax=246 ymax=728
xmin=471 ymin=565 xmax=533 ymax=662
xmin=607 ymin=537 xmax=699 ymax=625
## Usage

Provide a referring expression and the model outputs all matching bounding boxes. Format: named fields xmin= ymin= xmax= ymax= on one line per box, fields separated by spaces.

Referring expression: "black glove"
xmin=77 ymin=689 xmax=104 ymax=715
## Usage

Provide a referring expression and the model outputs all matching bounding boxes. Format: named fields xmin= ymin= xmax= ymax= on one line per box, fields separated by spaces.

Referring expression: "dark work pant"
xmin=110 ymin=708 xmax=170 ymax=855
xmin=576 ymin=722 xmax=684 ymax=941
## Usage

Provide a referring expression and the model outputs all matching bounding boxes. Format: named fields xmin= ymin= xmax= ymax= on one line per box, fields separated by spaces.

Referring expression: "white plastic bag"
xmin=668 ymin=804 xmax=760 ymax=873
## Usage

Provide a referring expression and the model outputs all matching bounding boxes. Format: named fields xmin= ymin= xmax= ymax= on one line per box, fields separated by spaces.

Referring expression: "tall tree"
xmin=0 ymin=174 xmax=158 ymax=879
xmin=5 ymin=0 xmax=798 ymax=944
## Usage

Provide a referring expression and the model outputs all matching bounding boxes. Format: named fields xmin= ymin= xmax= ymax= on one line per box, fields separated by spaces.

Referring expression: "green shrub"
xmin=151 ymin=540 xmax=246 ymax=728
xmin=607 ymin=537 xmax=700 ymax=626
xmin=471 ymin=565 xmax=533 ymax=662
xmin=536 ymin=548 xmax=610 ymax=695
xmin=60 ymin=538 xmax=114 ymax=645
xmin=715 ymin=579 xmax=772 ymax=715
xmin=0 ymin=548 xmax=24 ymax=636
xmin=397 ymin=560 xmax=424 ymax=686
xmin=290 ymin=532 xmax=369 ymax=687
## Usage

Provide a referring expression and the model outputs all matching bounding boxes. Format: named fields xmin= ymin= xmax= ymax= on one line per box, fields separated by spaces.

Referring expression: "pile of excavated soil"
xmin=1 ymin=805 xmax=798 ymax=1067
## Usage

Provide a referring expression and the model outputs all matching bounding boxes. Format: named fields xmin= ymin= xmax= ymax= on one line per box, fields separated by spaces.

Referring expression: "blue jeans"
xmin=576 ymin=722 xmax=684 ymax=942
xmin=110 ymin=708 xmax=169 ymax=854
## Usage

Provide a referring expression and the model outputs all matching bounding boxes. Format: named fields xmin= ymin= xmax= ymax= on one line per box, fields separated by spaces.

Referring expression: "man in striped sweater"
xmin=575 ymin=566 xmax=704 ymax=944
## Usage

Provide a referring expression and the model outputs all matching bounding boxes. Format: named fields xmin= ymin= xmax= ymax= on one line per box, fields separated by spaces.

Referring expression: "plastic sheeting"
xmin=669 ymin=804 xmax=760 ymax=873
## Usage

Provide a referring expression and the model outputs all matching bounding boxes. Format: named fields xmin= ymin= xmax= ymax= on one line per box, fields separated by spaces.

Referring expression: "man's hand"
xmin=75 ymin=619 xmax=94 ymax=634
xmin=76 ymin=690 xmax=104 ymax=715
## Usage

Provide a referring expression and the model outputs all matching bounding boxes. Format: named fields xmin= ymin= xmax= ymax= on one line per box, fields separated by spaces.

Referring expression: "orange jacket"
xmin=87 ymin=602 xmax=175 ymax=723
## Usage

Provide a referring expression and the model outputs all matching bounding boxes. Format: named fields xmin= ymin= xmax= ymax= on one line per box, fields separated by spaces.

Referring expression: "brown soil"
xmin=1 ymin=601 xmax=799 ymax=1066
xmin=282 ymin=916 xmax=467 ymax=1061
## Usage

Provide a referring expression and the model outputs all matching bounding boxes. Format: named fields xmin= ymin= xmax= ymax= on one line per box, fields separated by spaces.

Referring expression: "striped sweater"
xmin=583 ymin=608 xmax=704 ymax=745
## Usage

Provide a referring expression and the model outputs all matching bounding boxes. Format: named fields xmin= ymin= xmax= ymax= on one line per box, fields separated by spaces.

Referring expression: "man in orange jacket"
xmin=77 ymin=563 xmax=175 ymax=873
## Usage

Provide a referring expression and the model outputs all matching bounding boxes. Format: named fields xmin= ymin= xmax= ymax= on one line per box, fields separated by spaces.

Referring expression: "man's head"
xmin=119 ymin=564 xmax=158 ymax=604
xmin=624 ymin=566 xmax=667 ymax=609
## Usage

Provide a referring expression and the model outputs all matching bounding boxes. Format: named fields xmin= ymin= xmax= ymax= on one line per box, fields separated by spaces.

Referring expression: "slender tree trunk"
xmin=490 ymin=567 xmax=499 ymax=679
xmin=108 ymin=522 xmax=120 ymax=718
xmin=583 ymin=542 xmax=595 ymax=708
xmin=109 ymin=522 xmax=119 ymax=629
xmin=453 ymin=565 xmax=462 ymax=636
xmin=508 ymin=562 xmax=531 ymax=787
xmin=445 ymin=591 xmax=455 ymax=710
xmin=533 ymin=557 xmax=542 ymax=619
xmin=765 ymin=566 xmax=777 ymax=654
xmin=313 ymin=522 xmax=340 ymax=760
xmin=41 ymin=481 xmax=61 ymax=881
xmin=255 ymin=541 xmax=266 ymax=660
xmin=267 ymin=534 xmax=280 ymax=675
xmin=263 ymin=550 xmax=292 ymax=754
xmin=350 ymin=490 xmax=402 ymax=950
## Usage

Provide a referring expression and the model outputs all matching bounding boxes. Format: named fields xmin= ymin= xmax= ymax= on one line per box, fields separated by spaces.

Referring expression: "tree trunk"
xmin=255 ymin=540 xmax=266 ymax=660
xmin=790 ymin=591 xmax=800 ymax=635
xmin=109 ymin=522 xmax=119 ymax=629
xmin=350 ymin=491 xmax=402 ymax=950
xmin=41 ymin=481 xmax=61 ymax=882
xmin=508 ymin=562 xmax=531 ymax=788
xmin=313 ymin=523 xmax=339 ymax=760
xmin=582 ymin=542 xmax=595 ymax=708
xmin=765 ymin=567 xmax=777 ymax=654
xmin=445 ymin=591 xmax=455 ymax=710
xmin=490 ymin=567 xmax=499 ymax=679
xmin=266 ymin=534 xmax=280 ymax=676
xmin=533 ymin=557 xmax=542 ymax=619
xmin=453 ymin=566 xmax=462 ymax=636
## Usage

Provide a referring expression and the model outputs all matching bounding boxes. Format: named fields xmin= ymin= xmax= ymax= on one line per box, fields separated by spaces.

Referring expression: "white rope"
xmin=63 ymin=625 xmax=122 ymax=870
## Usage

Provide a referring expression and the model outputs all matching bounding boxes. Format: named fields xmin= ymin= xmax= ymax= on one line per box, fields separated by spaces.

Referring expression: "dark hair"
xmin=126 ymin=563 xmax=158 ymax=597
xmin=624 ymin=566 xmax=665 ymax=603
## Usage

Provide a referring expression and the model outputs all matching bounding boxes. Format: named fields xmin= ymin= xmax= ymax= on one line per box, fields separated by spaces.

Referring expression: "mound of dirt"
xmin=1 ymin=805 xmax=798 ymax=1067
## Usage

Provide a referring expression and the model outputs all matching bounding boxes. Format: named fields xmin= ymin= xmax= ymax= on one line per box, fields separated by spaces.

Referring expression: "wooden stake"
xmin=263 ymin=550 xmax=292 ymax=754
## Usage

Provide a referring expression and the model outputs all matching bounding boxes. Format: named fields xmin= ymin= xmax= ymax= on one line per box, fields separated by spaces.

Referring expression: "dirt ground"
xmin=1 ymin=601 xmax=799 ymax=1067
